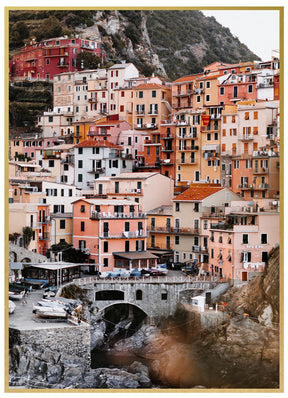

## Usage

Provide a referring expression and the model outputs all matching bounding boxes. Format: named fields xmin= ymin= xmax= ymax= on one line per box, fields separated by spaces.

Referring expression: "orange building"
xmin=72 ymin=198 xmax=159 ymax=272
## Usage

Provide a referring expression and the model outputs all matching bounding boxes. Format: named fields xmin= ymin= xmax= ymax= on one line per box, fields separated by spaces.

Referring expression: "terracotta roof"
xmin=74 ymin=140 xmax=122 ymax=149
xmin=172 ymin=75 xmax=198 ymax=84
xmin=174 ymin=185 xmax=224 ymax=201
xmin=94 ymin=120 xmax=122 ymax=126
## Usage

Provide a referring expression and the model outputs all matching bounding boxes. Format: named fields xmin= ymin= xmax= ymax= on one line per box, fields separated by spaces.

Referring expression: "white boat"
xmin=9 ymin=300 xmax=16 ymax=314
xmin=33 ymin=304 xmax=67 ymax=318
xmin=9 ymin=290 xmax=25 ymax=300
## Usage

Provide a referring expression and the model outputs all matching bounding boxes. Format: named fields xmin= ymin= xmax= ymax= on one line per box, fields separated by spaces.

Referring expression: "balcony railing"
xmin=100 ymin=230 xmax=146 ymax=239
xmin=39 ymin=232 xmax=50 ymax=240
xmin=238 ymin=135 xmax=253 ymax=141
xmin=172 ymin=227 xmax=199 ymax=234
xmin=90 ymin=211 xmax=146 ymax=219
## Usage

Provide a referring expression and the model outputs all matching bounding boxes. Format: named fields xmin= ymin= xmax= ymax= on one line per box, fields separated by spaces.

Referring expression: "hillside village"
xmin=8 ymin=34 xmax=280 ymax=286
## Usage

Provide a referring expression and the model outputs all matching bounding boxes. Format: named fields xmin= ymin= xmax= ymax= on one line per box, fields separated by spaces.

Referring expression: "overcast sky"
xmin=202 ymin=10 xmax=280 ymax=61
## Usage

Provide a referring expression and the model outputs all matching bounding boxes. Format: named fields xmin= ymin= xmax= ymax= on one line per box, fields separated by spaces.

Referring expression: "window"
xmin=254 ymin=111 xmax=258 ymax=120
xmin=175 ymin=202 xmax=180 ymax=212
xmin=234 ymin=160 xmax=240 ymax=169
xmin=81 ymin=221 xmax=85 ymax=231
xmin=196 ymin=95 xmax=201 ymax=103
xmin=78 ymin=148 xmax=83 ymax=155
xmin=103 ymin=258 xmax=108 ymax=267
xmin=248 ymin=85 xmax=253 ymax=93
xmin=244 ymin=112 xmax=249 ymax=120
xmin=233 ymin=86 xmax=238 ymax=98
xmin=211 ymin=248 xmax=214 ymax=259
xmin=206 ymin=81 xmax=210 ymax=89
xmin=205 ymin=94 xmax=210 ymax=102
xmin=222 ymin=129 xmax=226 ymax=137
xmin=78 ymin=160 xmax=83 ymax=168
xmin=152 ymin=90 xmax=156 ymax=97
xmin=139 ymin=91 xmax=143 ymax=98
xmin=242 ymin=234 xmax=249 ymax=244
xmin=104 ymin=241 xmax=108 ymax=252
xmin=199 ymin=82 xmax=203 ymax=89
xmin=60 ymin=220 xmax=65 ymax=229
xmin=80 ymin=205 xmax=85 ymax=213
xmin=194 ymin=202 xmax=199 ymax=212
xmin=78 ymin=174 xmax=83 ymax=182
xmin=48 ymin=160 xmax=54 ymax=168
xmin=136 ymin=290 xmax=143 ymax=300
xmin=262 ymin=252 xmax=268 ymax=263
xmin=220 ymin=87 xmax=224 ymax=95
xmin=125 ymin=222 xmax=130 ymax=232
xmin=261 ymin=234 xmax=268 ymax=244
xmin=175 ymin=236 xmax=180 ymax=245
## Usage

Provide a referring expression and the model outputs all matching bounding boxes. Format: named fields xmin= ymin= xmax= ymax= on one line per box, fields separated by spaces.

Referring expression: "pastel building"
xmin=73 ymin=140 xmax=132 ymax=190
xmin=146 ymin=205 xmax=174 ymax=252
xmin=209 ymin=201 xmax=279 ymax=284
xmin=93 ymin=172 xmax=174 ymax=213
xmin=72 ymin=198 xmax=158 ymax=272
xmin=173 ymin=184 xmax=241 ymax=266
xmin=9 ymin=201 xmax=51 ymax=256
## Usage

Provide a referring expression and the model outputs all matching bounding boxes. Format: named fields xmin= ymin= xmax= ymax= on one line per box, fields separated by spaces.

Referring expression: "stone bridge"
xmin=73 ymin=276 xmax=220 ymax=318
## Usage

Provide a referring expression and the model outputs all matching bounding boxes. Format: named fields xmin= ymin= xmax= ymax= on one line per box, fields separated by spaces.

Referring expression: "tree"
xmin=76 ymin=52 xmax=102 ymax=70
xmin=50 ymin=241 xmax=89 ymax=263
xmin=22 ymin=226 xmax=33 ymax=248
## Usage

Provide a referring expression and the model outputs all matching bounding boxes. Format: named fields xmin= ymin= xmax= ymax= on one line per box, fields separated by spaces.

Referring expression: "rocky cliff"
xmin=9 ymin=9 xmax=260 ymax=80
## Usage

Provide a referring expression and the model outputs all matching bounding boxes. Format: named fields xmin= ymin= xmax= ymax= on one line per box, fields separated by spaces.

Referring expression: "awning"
xmin=147 ymin=249 xmax=173 ymax=256
xmin=113 ymin=251 xmax=159 ymax=260
xmin=202 ymin=144 xmax=220 ymax=152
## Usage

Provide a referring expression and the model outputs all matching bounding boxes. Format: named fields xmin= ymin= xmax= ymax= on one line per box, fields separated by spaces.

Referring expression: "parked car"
xmin=130 ymin=268 xmax=141 ymax=278
xmin=148 ymin=268 xmax=166 ymax=276
xmin=170 ymin=262 xmax=186 ymax=270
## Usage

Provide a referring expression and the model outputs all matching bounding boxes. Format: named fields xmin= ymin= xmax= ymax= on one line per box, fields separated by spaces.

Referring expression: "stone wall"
xmin=9 ymin=243 xmax=47 ymax=263
xmin=9 ymin=325 xmax=91 ymax=389
xmin=84 ymin=281 xmax=216 ymax=318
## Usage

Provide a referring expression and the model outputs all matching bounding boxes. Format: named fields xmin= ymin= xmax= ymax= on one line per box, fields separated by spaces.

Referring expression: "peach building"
xmin=209 ymin=201 xmax=279 ymax=284
xmin=93 ymin=172 xmax=174 ymax=213
xmin=172 ymin=184 xmax=241 ymax=266
xmin=132 ymin=83 xmax=172 ymax=131
xmin=72 ymin=198 xmax=158 ymax=272
xmin=146 ymin=205 xmax=173 ymax=251
xmin=9 ymin=201 xmax=51 ymax=256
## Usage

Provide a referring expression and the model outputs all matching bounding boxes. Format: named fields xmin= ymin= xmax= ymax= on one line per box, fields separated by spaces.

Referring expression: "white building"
xmin=73 ymin=139 xmax=133 ymax=190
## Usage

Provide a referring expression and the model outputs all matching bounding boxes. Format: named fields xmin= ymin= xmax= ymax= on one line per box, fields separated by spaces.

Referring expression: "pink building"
xmin=209 ymin=201 xmax=279 ymax=284
xmin=72 ymin=198 xmax=157 ymax=273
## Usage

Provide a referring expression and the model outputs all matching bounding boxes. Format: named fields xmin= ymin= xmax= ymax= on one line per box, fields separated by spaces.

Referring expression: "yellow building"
xmin=132 ymin=83 xmax=172 ymax=130
xmin=50 ymin=213 xmax=73 ymax=246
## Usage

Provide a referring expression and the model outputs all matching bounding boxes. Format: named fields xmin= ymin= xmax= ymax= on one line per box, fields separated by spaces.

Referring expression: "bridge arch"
xmin=98 ymin=301 xmax=148 ymax=317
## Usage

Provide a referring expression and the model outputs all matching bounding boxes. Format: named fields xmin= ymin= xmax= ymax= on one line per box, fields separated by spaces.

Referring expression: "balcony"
xmin=238 ymin=135 xmax=253 ymax=141
xmin=90 ymin=211 xmax=146 ymax=219
xmin=174 ymin=89 xmax=192 ymax=97
xmin=88 ymin=97 xmax=98 ymax=103
xmin=136 ymin=110 xmax=145 ymax=115
xmin=253 ymin=167 xmax=268 ymax=174
xmin=172 ymin=227 xmax=199 ymax=235
xmin=57 ymin=62 xmax=69 ymax=67
xmin=39 ymin=232 xmax=50 ymax=240
xmin=192 ymin=245 xmax=208 ymax=253
xmin=88 ymin=167 xmax=105 ymax=174
xmin=176 ymin=120 xmax=189 ymax=126
xmin=148 ymin=226 xmax=172 ymax=233
xmin=100 ymin=230 xmax=147 ymax=239
xmin=210 ymin=223 xmax=233 ymax=230
xmin=145 ymin=123 xmax=157 ymax=129
xmin=148 ymin=110 xmax=158 ymax=115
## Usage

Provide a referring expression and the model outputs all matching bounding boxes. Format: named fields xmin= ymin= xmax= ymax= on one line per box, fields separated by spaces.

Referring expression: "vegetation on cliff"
xmin=9 ymin=9 xmax=260 ymax=80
